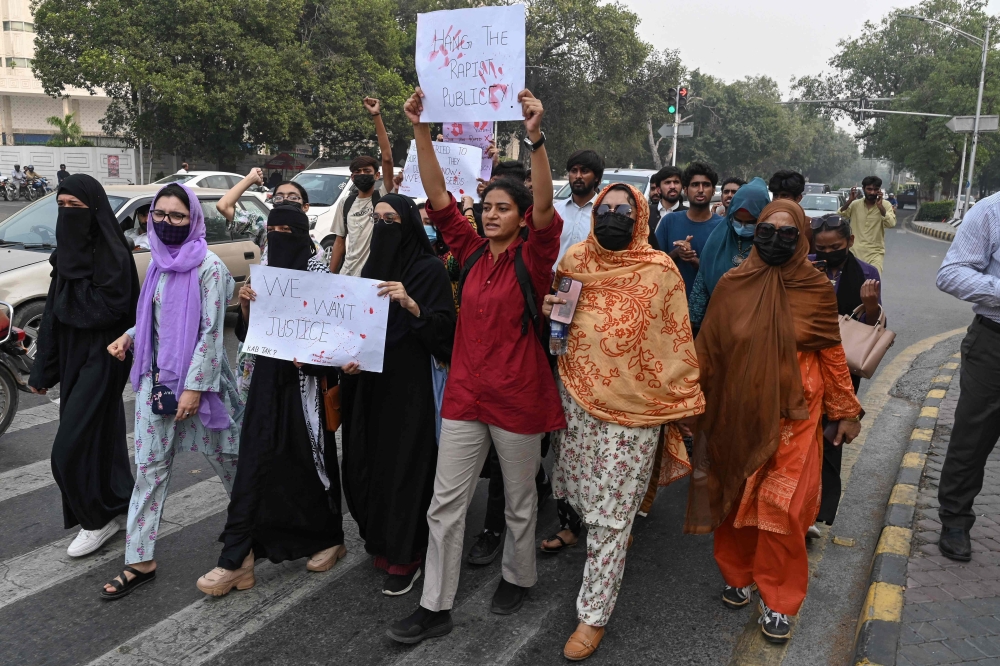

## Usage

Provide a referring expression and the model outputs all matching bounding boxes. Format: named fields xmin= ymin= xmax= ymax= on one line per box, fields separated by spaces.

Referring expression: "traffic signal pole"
xmin=671 ymin=87 xmax=679 ymax=167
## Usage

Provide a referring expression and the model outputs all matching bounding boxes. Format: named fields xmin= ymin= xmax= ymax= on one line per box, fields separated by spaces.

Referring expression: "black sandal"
xmin=100 ymin=565 xmax=156 ymax=600
xmin=540 ymin=534 xmax=579 ymax=553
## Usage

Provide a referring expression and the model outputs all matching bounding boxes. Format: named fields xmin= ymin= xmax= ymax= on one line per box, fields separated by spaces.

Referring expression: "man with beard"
xmin=839 ymin=175 xmax=896 ymax=272
xmin=713 ymin=177 xmax=746 ymax=217
xmin=553 ymin=150 xmax=603 ymax=269
xmin=655 ymin=161 xmax=722 ymax=296
xmin=651 ymin=166 xmax=686 ymax=233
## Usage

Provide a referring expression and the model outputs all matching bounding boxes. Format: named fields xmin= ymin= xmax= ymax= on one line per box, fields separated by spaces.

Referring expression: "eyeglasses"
xmin=371 ymin=212 xmax=401 ymax=224
xmin=754 ymin=222 xmax=800 ymax=243
xmin=595 ymin=203 xmax=632 ymax=217
xmin=150 ymin=210 xmax=189 ymax=225
xmin=810 ymin=214 xmax=846 ymax=230
xmin=271 ymin=194 xmax=303 ymax=205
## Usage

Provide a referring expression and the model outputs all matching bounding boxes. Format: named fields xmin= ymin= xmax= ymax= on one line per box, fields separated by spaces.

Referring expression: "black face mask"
xmin=815 ymin=247 xmax=849 ymax=267
xmin=55 ymin=207 xmax=97 ymax=278
xmin=594 ymin=212 xmax=635 ymax=251
xmin=353 ymin=174 xmax=376 ymax=193
xmin=266 ymin=230 xmax=312 ymax=270
xmin=753 ymin=234 xmax=797 ymax=266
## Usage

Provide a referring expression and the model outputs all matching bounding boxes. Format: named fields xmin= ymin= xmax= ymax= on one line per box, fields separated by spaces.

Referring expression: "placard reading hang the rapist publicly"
xmin=242 ymin=265 xmax=390 ymax=373
xmin=442 ymin=122 xmax=494 ymax=181
xmin=415 ymin=4 xmax=525 ymax=122
xmin=398 ymin=139 xmax=483 ymax=202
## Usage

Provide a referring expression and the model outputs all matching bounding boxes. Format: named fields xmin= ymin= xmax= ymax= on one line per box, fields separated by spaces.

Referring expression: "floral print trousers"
xmin=551 ymin=383 xmax=661 ymax=627
xmin=125 ymin=448 xmax=237 ymax=565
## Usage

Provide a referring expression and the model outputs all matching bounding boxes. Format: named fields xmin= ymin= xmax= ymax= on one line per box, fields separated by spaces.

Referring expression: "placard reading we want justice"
xmin=415 ymin=4 xmax=525 ymax=122
xmin=242 ymin=265 xmax=390 ymax=372
xmin=398 ymin=140 xmax=483 ymax=201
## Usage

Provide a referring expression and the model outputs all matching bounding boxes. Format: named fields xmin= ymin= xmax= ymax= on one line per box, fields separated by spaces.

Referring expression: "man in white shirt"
xmin=553 ymin=150 xmax=603 ymax=270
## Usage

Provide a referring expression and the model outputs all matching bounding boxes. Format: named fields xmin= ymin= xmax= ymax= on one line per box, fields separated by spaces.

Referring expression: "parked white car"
xmin=554 ymin=168 xmax=656 ymax=200
xmin=800 ymin=193 xmax=845 ymax=219
xmin=155 ymin=171 xmax=246 ymax=190
xmin=292 ymin=168 xmax=355 ymax=254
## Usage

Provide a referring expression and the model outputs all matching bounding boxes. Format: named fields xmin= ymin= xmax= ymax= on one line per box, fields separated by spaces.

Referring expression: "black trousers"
xmin=939 ymin=316 xmax=1000 ymax=531
xmin=817 ymin=374 xmax=861 ymax=525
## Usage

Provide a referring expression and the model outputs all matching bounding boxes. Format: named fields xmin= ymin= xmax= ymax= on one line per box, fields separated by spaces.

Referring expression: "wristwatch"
xmin=523 ymin=132 xmax=546 ymax=152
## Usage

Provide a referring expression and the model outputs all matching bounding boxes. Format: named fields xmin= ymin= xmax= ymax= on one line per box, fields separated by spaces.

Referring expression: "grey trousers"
xmin=420 ymin=418 xmax=541 ymax=612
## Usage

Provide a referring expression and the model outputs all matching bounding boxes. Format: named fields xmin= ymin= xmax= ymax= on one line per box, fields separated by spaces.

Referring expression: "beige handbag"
xmin=840 ymin=305 xmax=895 ymax=379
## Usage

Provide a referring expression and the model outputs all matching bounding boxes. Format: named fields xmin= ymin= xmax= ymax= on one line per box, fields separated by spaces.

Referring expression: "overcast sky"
xmin=619 ymin=0 xmax=1000 ymax=96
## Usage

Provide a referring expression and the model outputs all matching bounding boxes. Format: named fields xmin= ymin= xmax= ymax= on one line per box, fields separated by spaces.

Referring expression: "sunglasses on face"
xmin=754 ymin=222 xmax=800 ymax=243
xmin=595 ymin=203 xmax=632 ymax=217
xmin=810 ymin=215 xmax=846 ymax=230
xmin=371 ymin=212 xmax=401 ymax=224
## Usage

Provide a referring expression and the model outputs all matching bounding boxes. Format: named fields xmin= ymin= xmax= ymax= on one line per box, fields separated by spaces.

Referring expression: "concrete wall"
xmin=0 ymin=145 xmax=136 ymax=186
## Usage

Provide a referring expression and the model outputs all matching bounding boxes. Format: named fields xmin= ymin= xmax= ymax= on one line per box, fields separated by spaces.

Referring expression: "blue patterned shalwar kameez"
xmin=124 ymin=252 xmax=244 ymax=565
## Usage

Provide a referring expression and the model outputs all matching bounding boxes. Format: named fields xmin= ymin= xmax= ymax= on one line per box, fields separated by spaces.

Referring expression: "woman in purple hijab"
xmin=100 ymin=183 xmax=244 ymax=600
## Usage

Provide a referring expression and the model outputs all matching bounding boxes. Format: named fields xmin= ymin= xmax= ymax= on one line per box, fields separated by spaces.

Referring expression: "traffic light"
xmin=667 ymin=88 xmax=677 ymax=114
xmin=678 ymin=87 xmax=689 ymax=114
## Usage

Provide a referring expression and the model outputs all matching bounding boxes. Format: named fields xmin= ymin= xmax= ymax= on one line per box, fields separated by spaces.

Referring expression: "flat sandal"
xmin=100 ymin=565 xmax=156 ymax=600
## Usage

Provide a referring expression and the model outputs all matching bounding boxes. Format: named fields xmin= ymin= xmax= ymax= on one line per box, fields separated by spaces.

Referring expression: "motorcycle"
xmin=0 ymin=176 xmax=13 ymax=201
xmin=28 ymin=177 xmax=48 ymax=200
xmin=0 ymin=301 xmax=33 ymax=439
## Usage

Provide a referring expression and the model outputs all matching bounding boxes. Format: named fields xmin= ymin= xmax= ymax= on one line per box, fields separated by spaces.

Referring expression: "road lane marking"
xmin=0 ymin=474 xmax=226 ymax=611
xmin=5 ymin=401 xmax=60 ymax=434
xmin=728 ymin=327 xmax=966 ymax=665
xmin=0 ymin=434 xmax=134 ymax=504
xmin=86 ymin=518 xmax=365 ymax=666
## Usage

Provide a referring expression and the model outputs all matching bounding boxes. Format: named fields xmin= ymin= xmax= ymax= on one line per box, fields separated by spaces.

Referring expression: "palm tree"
xmin=46 ymin=113 xmax=91 ymax=147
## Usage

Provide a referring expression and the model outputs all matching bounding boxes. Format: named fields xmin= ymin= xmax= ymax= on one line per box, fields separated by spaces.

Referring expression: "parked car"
xmin=293 ymin=167 xmax=356 ymax=255
xmin=555 ymin=168 xmax=657 ymax=200
xmin=800 ymin=193 xmax=845 ymax=219
xmin=155 ymin=171 xmax=246 ymax=190
xmin=553 ymin=179 xmax=568 ymax=199
xmin=804 ymin=182 xmax=831 ymax=194
xmin=0 ymin=185 xmax=266 ymax=359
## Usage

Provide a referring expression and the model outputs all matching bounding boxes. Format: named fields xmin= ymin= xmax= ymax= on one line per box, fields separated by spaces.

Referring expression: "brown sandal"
xmin=540 ymin=533 xmax=578 ymax=553
xmin=563 ymin=626 xmax=605 ymax=661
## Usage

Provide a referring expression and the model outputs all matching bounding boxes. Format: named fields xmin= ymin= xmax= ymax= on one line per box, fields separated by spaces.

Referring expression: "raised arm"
xmin=217 ymin=168 xmax=264 ymax=223
xmin=364 ymin=97 xmax=395 ymax=184
xmin=519 ymin=90 xmax=554 ymax=230
xmin=403 ymin=88 xmax=451 ymax=212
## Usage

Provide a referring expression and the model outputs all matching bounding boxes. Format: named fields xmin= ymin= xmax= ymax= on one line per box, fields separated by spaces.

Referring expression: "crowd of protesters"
xmin=28 ymin=86 xmax=898 ymax=660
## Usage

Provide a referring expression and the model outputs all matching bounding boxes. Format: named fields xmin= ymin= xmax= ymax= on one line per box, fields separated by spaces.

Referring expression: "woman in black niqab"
xmin=28 ymin=174 xmax=140 ymax=553
xmin=204 ymin=204 xmax=349 ymax=592
xmin=342 ymin=193 xmax=458 ymax=594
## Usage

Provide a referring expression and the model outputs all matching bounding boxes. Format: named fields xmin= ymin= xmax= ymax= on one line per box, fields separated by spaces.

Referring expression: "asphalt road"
xmin=0 ymin=210 xmax=976 ymax=666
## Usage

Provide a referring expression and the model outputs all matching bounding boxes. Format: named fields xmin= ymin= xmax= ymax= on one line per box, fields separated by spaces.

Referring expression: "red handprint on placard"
xmin=429 ymin=25 xmax=467 ymax=68
xmin=448 ymin=123 xmax=464 ymax=137
xmin=477 ymin=62 xmax=508 ymax=111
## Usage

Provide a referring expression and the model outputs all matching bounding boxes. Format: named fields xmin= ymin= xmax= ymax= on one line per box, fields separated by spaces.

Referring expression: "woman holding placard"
xmin=195 ymin=204 xmax=347 ymax=596
xmin=387 ymin=87 xmax=565 ymax=645
xmin=340 ymin=193 xmax=456 ymax=597
xmin=101 ymin=183 xmax=244 ymax=599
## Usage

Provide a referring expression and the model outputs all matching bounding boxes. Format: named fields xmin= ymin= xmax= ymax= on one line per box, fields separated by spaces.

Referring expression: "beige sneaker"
xmin=196 ymin=551 xmax=255 ymax=596
xmin=306 ymin=545 xmax=347 ymax=572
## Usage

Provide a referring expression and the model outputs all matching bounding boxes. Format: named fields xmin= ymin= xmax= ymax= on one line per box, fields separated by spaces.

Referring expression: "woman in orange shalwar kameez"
xmin=684 ymin=199 xmax=863 ymax=644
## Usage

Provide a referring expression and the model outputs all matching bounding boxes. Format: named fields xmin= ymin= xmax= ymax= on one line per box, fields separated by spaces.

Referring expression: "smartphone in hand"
xmin=551 ymin=277 xmax=582 ymax=325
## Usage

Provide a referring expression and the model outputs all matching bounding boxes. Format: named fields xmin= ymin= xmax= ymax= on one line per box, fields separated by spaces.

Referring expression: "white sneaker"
xmin=67 ymin=519 xmax=120 ymax=557
xmin=806 ymin=524 xmax=821 ymax=539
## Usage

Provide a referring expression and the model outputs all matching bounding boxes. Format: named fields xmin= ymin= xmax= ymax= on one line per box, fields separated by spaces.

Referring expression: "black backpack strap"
xmin=456 ymin=243 xmax=489 ymax=306
xmin=341 ymin=193 xmax=358 ymax=232
xmin=513 ymin=246 xmax=545 ymax=345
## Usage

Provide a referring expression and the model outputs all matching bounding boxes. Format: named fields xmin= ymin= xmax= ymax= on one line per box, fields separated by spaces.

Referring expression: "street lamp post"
xmin=902 ymin=14 xmax=990 ymax=219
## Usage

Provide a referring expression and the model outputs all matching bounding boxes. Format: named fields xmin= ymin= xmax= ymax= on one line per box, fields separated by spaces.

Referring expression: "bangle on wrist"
xmin=842 ymin=415 xmax=862 ymax=423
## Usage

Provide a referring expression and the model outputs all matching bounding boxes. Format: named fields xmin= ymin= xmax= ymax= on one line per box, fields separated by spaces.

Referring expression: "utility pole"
xmin=669 ymin=87 xmax=680 ymax=167
xmin=963 ymin=24 xmax=989 ymax=217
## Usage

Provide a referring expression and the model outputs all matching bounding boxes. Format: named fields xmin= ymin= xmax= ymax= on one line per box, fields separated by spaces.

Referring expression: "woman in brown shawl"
xmin=684 ymin=199 xmax=862 ymax=645
xmin=549 ymin=183 xmax=704 ymax=660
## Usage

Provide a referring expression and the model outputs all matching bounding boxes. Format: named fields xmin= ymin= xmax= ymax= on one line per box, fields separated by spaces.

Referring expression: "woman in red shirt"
xmin=387 ymin=87 xmax=566 ymax=645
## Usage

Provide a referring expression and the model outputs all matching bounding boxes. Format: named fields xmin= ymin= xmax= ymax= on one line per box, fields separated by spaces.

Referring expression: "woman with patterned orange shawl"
xmin=549 ymin=183 xmax=705 ymax=660
xmin=684 ymin=199 xmax=862 ymax=645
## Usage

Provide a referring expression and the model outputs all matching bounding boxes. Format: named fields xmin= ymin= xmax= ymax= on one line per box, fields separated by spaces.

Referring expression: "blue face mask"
xmin=731 ymin=219 xmax=756 ymax=238
xmin=424 ymin=224 xmax=437 ymax=242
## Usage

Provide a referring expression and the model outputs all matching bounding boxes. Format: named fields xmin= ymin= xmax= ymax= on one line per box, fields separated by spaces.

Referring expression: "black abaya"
xmin=342 ymin=194 xmax=457 ymax=566
xmin=29 ymin=174 xmax=139 ymax=530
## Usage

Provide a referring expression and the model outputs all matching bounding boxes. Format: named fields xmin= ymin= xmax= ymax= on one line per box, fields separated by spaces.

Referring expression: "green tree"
xmin=45 ymin=113 xmax=92 ymax=146
xmin=33 ymin=0 xmax=313 ymax=168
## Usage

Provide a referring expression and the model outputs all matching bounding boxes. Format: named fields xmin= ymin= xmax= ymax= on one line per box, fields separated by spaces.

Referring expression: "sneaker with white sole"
xmin=758 ymin=599 xmax=791 ymax=643
xmin=806 ymin=524 xmax=821 ymax=539
xmin=721 ymin=583 xmax=756 ymax=608
xmin=67 ymin=519 xmax=120 ymax=557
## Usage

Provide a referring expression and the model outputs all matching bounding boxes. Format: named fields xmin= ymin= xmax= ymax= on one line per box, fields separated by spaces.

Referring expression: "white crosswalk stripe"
xmin=86 ymin=518 xmax=365 ymax=666
xmin=5 ymin=401 xmax=60 ymax=434
xmin=0 ymin=434 xmax=134 ymax=503
xmin=0 ymin=475 xmax=227 ymax=611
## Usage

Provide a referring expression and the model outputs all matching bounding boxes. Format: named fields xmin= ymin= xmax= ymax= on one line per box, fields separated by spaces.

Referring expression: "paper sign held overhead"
xmin=442 ymin=121 xmax=494 ymax=181
xmin=415 ymin=4 xmax=526 ymax=122
xmin=399 ymin=140 xmax=483 ymax=202
xmin=242 ymin=265 xmax=390 ymax=372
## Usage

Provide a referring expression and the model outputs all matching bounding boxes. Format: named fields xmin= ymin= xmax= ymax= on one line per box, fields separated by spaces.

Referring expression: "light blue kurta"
xmin=123 ymin=251 xmax=243 ymax=563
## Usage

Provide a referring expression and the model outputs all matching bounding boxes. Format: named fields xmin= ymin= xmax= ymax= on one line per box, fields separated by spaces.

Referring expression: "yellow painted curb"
xmin=857 ymin=582 xmax=904 ymax=632
xmin=927 ymin=389 xmax=946 ymax=399
xmin=931 ymin=374 xmax=954 ymax=384
xmin=910 ymin=428 xmax=933 ymax=441
xmin=875 ymin=526 xmax=912 ymax=557
xmin=920 ymin=406 xmax=940 ymax=418
xmin=889 ymin=484 xmax=917 ymax=506
xmin=942 ymin=362 xmax=959 ymax=370
xmin=901 ymin=452 xmax=926 ymax=468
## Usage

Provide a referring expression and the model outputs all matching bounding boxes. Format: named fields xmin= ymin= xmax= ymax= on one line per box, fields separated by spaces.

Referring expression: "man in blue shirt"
xmin=655 ymin=162 xmax=723 ymax=295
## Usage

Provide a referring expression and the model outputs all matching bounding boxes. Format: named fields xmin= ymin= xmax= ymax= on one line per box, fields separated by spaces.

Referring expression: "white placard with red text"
xmin=442 ymin=121 xmax=494 ymax=181
xmin=415 ymin=4 xmax=525 ymax=122
xmin=398 ymin=140 xmax=483 ymax=202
